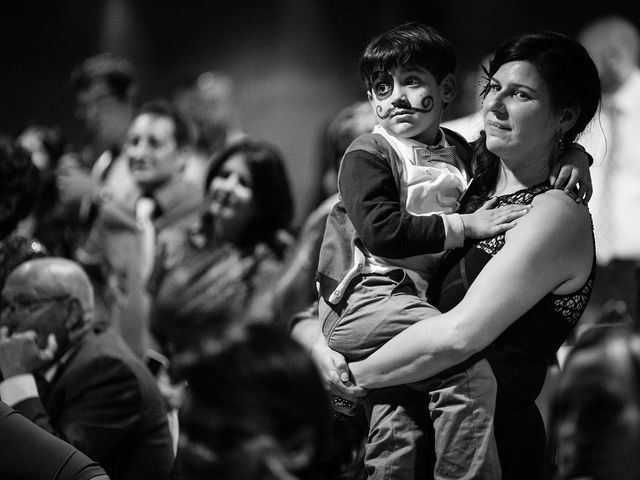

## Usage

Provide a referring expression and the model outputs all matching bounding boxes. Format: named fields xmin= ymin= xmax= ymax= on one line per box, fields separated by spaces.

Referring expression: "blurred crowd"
xmin=0 ymin=13 xmax=639 ymax=480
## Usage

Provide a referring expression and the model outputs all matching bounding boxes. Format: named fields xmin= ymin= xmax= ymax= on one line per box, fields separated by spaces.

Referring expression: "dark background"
xmin=2 ymin=0 xmax=639 ymax=225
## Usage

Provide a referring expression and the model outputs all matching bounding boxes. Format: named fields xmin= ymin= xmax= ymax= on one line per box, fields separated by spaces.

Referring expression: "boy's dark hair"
xmin=135 ymin=99 xmax=191 ymax=148
xmin=359 ymin=22 xmax=458 ymax=89
xmin=70 ymin=52 xmax=138 ymax=102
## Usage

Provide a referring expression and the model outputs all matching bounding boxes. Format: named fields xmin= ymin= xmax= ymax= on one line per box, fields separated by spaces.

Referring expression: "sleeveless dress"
xmin=433 ymin=182 xmax=595 ymax=480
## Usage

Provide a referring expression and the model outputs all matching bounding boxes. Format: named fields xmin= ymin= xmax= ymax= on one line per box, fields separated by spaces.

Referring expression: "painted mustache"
xmin=376 ymin=96 xmax=435 ymax=119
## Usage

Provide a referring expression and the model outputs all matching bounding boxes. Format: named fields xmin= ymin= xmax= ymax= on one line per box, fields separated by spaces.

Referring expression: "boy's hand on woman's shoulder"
xmin=550 ymin=144 xmax=593 ymax=204
xmin=460 ymin=198 xmax=531 ymax=239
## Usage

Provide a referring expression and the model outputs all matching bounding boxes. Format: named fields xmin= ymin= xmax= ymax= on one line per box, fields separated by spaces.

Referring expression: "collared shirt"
xmin=361 ymin=125 xmax=469 ymax=299
xmin=0 ymin=347 xmax=76 ymax=407
xmin=581 ymin=69 xmax=640 ymax=263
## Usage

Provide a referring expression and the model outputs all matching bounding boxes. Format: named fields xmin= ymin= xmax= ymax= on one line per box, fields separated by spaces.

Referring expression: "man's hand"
xmin=310 ymin=337 xmax=366 ymax=401
xmin=550 ymin=146 xmax=593 ymax=203
xmin=0 ymin=328 xmax=57 ymax=378
xmin=460 ymin=198 xmax=530 ymax=239
xmin=56 ymin=156 xmax=99 ymax=205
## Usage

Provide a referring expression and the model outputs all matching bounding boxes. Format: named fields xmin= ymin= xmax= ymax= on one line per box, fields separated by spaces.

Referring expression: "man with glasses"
xmin=0 ymin=257 xmax=174 ymax=480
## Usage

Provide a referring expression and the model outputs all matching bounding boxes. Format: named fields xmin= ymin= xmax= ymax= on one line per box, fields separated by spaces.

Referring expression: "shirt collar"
xmin=373 ymin=124 xmax=450 ymax=148
xmin=43 ymin=346 xmax=77 ymax=383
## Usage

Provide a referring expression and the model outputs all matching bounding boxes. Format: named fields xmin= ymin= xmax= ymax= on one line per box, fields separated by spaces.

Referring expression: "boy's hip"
xmin=320 ymin=270 xmax=440 ymax=361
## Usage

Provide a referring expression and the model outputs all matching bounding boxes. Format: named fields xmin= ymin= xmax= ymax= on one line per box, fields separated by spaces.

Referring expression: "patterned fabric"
xmin=473 ymin=182 xmax=595 ymax=328
xmin=435 ymin=181 xmax=597 ymax=478
xmin=412 ymin=144 xmax=457 ymax=167
xmin=0 ymin=232 xmax=48 ymax=291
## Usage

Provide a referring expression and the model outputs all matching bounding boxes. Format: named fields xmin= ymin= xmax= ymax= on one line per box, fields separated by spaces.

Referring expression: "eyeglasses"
xmin=1 ymin=294 xmax=71 ymax=315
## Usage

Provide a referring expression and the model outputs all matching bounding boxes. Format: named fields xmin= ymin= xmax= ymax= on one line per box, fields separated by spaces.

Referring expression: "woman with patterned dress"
xmin=310 ymin=31 xmax=602 ymax=480
xmin=0 ymin=139 xmax=48 ymax=291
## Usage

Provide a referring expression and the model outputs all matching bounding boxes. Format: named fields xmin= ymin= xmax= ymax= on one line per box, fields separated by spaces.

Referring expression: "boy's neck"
xmin=378 ymin=125 xmax=443 ymax=146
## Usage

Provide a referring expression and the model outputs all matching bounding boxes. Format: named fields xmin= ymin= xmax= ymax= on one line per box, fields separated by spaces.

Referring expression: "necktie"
xmin=136 ymin=197 xmax=157 ymax=283
xmin=596 ymin=100 xmax=620 ymax=264
xmin=412 ymin=145 xmax=457 ymax=167
xmin=34 ymin=374 xmax=51 ymax=401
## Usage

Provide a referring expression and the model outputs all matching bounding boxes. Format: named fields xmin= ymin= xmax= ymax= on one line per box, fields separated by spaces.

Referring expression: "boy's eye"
xmin=405 ymin=76 xmax=420 ymax=86
xmin=374 ymin=83 xmax=392 ymax=98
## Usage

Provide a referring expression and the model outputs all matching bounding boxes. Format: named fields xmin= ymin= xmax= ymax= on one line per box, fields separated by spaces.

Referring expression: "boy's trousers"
xmin=320 ymin=270 xmax=501 ymax=480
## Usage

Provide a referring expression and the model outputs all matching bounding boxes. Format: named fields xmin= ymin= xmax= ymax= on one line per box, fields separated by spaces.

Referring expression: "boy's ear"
xmin=441 ymin=73 xmax=457 ymax=105
xmin=367 ymin=90 xmax=374 ymax=104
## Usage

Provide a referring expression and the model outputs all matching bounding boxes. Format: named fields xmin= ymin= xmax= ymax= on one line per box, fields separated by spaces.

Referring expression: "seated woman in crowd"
xmin=148 ymin=138 xmax=295 ymax=352
xmin=0 ymin=138 xmax=48 ymax=290
xmin=173 ymin=322 xmax=333 ymax=480
xmin=304 ymin=30 xmax=600 ymax=480
xmin=17 ymin=121 xmax=77 ymax=258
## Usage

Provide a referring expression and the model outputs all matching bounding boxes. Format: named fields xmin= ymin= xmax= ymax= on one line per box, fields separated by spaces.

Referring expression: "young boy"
xmin=316 ymin=22 xmax=591 ymax=480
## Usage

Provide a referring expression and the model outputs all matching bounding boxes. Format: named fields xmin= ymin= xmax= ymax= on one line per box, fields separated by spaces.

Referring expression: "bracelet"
xmin=568 ymin=142 xmax=593 ymax=167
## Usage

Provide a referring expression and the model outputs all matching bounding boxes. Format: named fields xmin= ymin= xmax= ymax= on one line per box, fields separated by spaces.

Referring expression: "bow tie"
xmin=412 ymin=145 xmax=457 ymax=167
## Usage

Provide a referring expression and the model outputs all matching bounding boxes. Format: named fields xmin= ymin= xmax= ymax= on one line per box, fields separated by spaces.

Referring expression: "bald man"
xmin=0 ymin=258 xmax=174 ymax=480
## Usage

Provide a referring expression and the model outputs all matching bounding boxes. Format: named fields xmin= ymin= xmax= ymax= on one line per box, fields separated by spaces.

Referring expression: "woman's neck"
xmin=213 ymin=217 xmax=248 ymax=246
xmin=491 ymin=155 xmax=551 ymax=197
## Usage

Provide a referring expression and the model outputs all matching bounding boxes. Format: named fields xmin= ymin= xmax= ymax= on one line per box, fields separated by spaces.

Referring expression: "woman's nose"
xmin=219 ymin=173 xmax=240 ymax=189
xmin=486 ymin=93 xmax=506 ymax=114
xmin=128 ymin=141 xmax=149 ymax=160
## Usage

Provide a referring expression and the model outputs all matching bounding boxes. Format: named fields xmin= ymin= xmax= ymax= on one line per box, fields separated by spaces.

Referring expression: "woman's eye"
xmin=513 ymin=90 xmax=530 ymax=101
xmin=406 ymin=76 xmax=420 ymax=86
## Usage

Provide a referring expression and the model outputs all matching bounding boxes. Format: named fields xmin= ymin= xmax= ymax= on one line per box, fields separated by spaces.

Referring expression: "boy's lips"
xmin=392 ymin=109 xmax=414 ymax=117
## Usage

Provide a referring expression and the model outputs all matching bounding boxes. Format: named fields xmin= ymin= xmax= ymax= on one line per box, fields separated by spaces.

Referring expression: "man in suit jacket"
xmin=0 ymin=257 xmax=174 ymax=480
xmin=0 ymin=401 xmax=109 ymax=480
xmin=76 ymin=99 xmax=203 ymax=357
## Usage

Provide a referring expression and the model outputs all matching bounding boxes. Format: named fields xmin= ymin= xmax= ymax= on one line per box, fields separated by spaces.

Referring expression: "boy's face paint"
xmin=367 ymin=65 xmax=454 ymax=144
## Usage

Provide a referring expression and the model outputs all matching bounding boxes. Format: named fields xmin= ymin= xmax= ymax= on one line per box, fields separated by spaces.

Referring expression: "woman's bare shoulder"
xmin=530 ymin=188 xmax=591 ymax=227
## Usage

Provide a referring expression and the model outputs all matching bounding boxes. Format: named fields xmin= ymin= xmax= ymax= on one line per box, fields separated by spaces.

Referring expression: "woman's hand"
xmin=310 ymin=337 xmax=366 ymax=402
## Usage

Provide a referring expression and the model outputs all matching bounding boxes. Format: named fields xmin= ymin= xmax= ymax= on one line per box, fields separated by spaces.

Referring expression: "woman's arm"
xmin=290 ymin=303 xmax=367 ymax=401
xmin=349 ymin=190 xmax=593 ymax=388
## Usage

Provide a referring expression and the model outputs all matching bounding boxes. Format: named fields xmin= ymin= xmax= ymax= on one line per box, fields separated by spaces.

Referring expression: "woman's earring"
xmin=557 ymin=131 xmax=566 ymax=156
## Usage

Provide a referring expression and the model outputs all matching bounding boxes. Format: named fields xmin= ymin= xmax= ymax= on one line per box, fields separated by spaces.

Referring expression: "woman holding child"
xmin=311 ymin=29 xmax=600 ymax=480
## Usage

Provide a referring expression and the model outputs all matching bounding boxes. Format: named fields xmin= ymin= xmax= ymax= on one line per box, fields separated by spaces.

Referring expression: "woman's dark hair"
xmin=203 ymin=139 xmax=294 ymax=253
xmin=19 ymin=121 xmax=67 ymax=170
xmin=175 ymin=322 xmax=332 ymax=480
xmin=359 ymin=22 xmax=457 ymax=89
xmin=0 ymin=138 xmax=40 ymax=237
xmin=462 ymin=31 xmax=601 ymax=213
